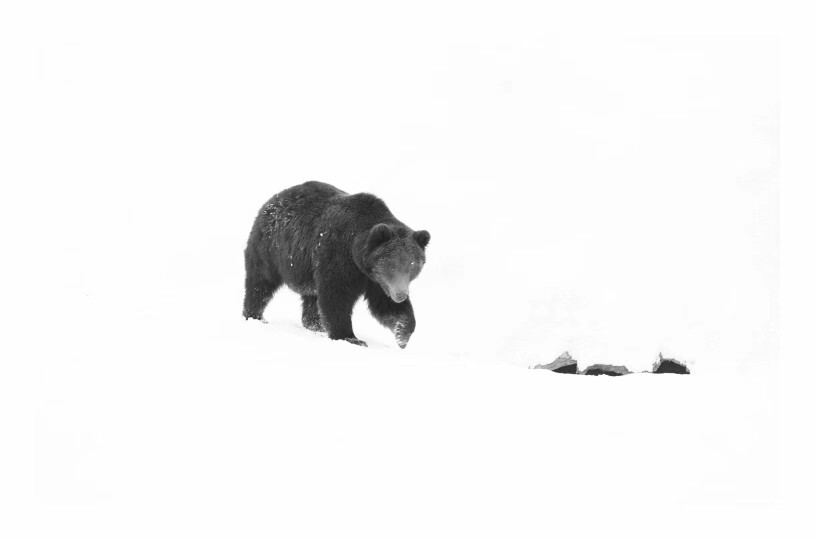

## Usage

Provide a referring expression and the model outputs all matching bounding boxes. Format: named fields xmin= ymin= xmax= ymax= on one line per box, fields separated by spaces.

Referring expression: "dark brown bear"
xmin=243 ymin=181 xmax=430 ymax=348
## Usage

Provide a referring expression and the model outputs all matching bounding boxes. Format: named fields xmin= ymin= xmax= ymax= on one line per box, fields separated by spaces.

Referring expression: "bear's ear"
xmin=414 ymin=230 xmax=430 ymax=249
xmin=367 ymin=223 xmax=393 ymax=251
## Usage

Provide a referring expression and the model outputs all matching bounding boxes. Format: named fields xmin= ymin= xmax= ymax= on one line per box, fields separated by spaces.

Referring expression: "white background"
xmin=1 ymin=1 xmax=800 ymax=539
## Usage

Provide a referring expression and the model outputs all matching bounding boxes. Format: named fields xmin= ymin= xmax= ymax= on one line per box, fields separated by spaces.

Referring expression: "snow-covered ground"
xmin=1 ymin=3 xmax=784 ymax=538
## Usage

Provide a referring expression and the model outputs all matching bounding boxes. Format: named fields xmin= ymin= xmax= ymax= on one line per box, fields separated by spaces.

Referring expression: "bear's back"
xmin=299 ymin=183 xmax=398 ymax=229
xmin=258 ymin=181 xmax=401 ymax=241
xmin=297 ymin=180 xmax=348 ymax=199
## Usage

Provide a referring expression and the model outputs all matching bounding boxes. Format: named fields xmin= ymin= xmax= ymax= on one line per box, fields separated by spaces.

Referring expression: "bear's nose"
xmin=392 ymin=292 xmax=408 ymax=303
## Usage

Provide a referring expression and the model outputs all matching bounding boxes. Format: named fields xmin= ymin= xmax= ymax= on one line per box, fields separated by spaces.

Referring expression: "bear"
xmin=243 ymin=181 xmax=430 ymax=348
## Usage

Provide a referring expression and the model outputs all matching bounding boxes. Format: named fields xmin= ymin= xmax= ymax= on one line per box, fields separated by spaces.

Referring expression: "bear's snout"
xmin=385 ymin=273 xmax=411 ymax=303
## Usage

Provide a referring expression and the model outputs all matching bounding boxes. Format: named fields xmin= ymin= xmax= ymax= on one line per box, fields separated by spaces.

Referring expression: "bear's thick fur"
xmin=243 ymin=181 xmax=430 ymax=348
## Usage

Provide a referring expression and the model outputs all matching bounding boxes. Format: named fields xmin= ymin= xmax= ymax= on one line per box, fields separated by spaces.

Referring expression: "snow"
xmin=0 ymin=3 xmax=784 ymax=539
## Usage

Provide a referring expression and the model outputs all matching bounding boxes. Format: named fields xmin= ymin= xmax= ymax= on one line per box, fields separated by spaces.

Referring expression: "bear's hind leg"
xmin=301 ymin=295 xmax=324 ymax=332
xmin=243 ymin=271 xmax=282 ymax=321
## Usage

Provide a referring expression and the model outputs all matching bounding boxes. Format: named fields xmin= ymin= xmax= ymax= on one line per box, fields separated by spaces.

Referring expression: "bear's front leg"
xmin=317 ymin=287 xmax=367 ymax=347
xmin=364 ymin=282 xmax=417 ymax=349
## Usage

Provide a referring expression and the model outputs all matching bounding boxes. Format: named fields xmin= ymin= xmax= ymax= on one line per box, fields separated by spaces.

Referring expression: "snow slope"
xmin=1 ymin=3 xmax=781 ymax=538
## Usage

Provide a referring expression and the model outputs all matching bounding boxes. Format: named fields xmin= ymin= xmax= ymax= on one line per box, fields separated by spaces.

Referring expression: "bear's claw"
xmin=394 ymin=321 xmax=412 ymax=349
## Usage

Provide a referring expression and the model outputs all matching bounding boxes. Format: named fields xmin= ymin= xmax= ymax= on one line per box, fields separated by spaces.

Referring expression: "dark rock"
xmin=582 ymin=364 xmax=631 ymax=376
xmin=652 ymin=355 xmax=690 ymax=374
xmin=552 ymin=363 xmax=579 ymax=374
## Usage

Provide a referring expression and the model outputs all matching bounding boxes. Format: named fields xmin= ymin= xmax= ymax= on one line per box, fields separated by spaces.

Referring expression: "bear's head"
xmin=361 ymin=223 xmax=430 ymax=303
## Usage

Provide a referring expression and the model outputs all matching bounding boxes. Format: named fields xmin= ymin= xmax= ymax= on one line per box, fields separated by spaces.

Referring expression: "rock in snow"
xmin=532 ymin=353 xmax=690 ymax=376
xmin=582 ymin=364 xmax=632 ymax=376
xmin=531 ymin=352 xmax=579 ymax=373
xmin=652 ymin=354 xmax=691 ymax=374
